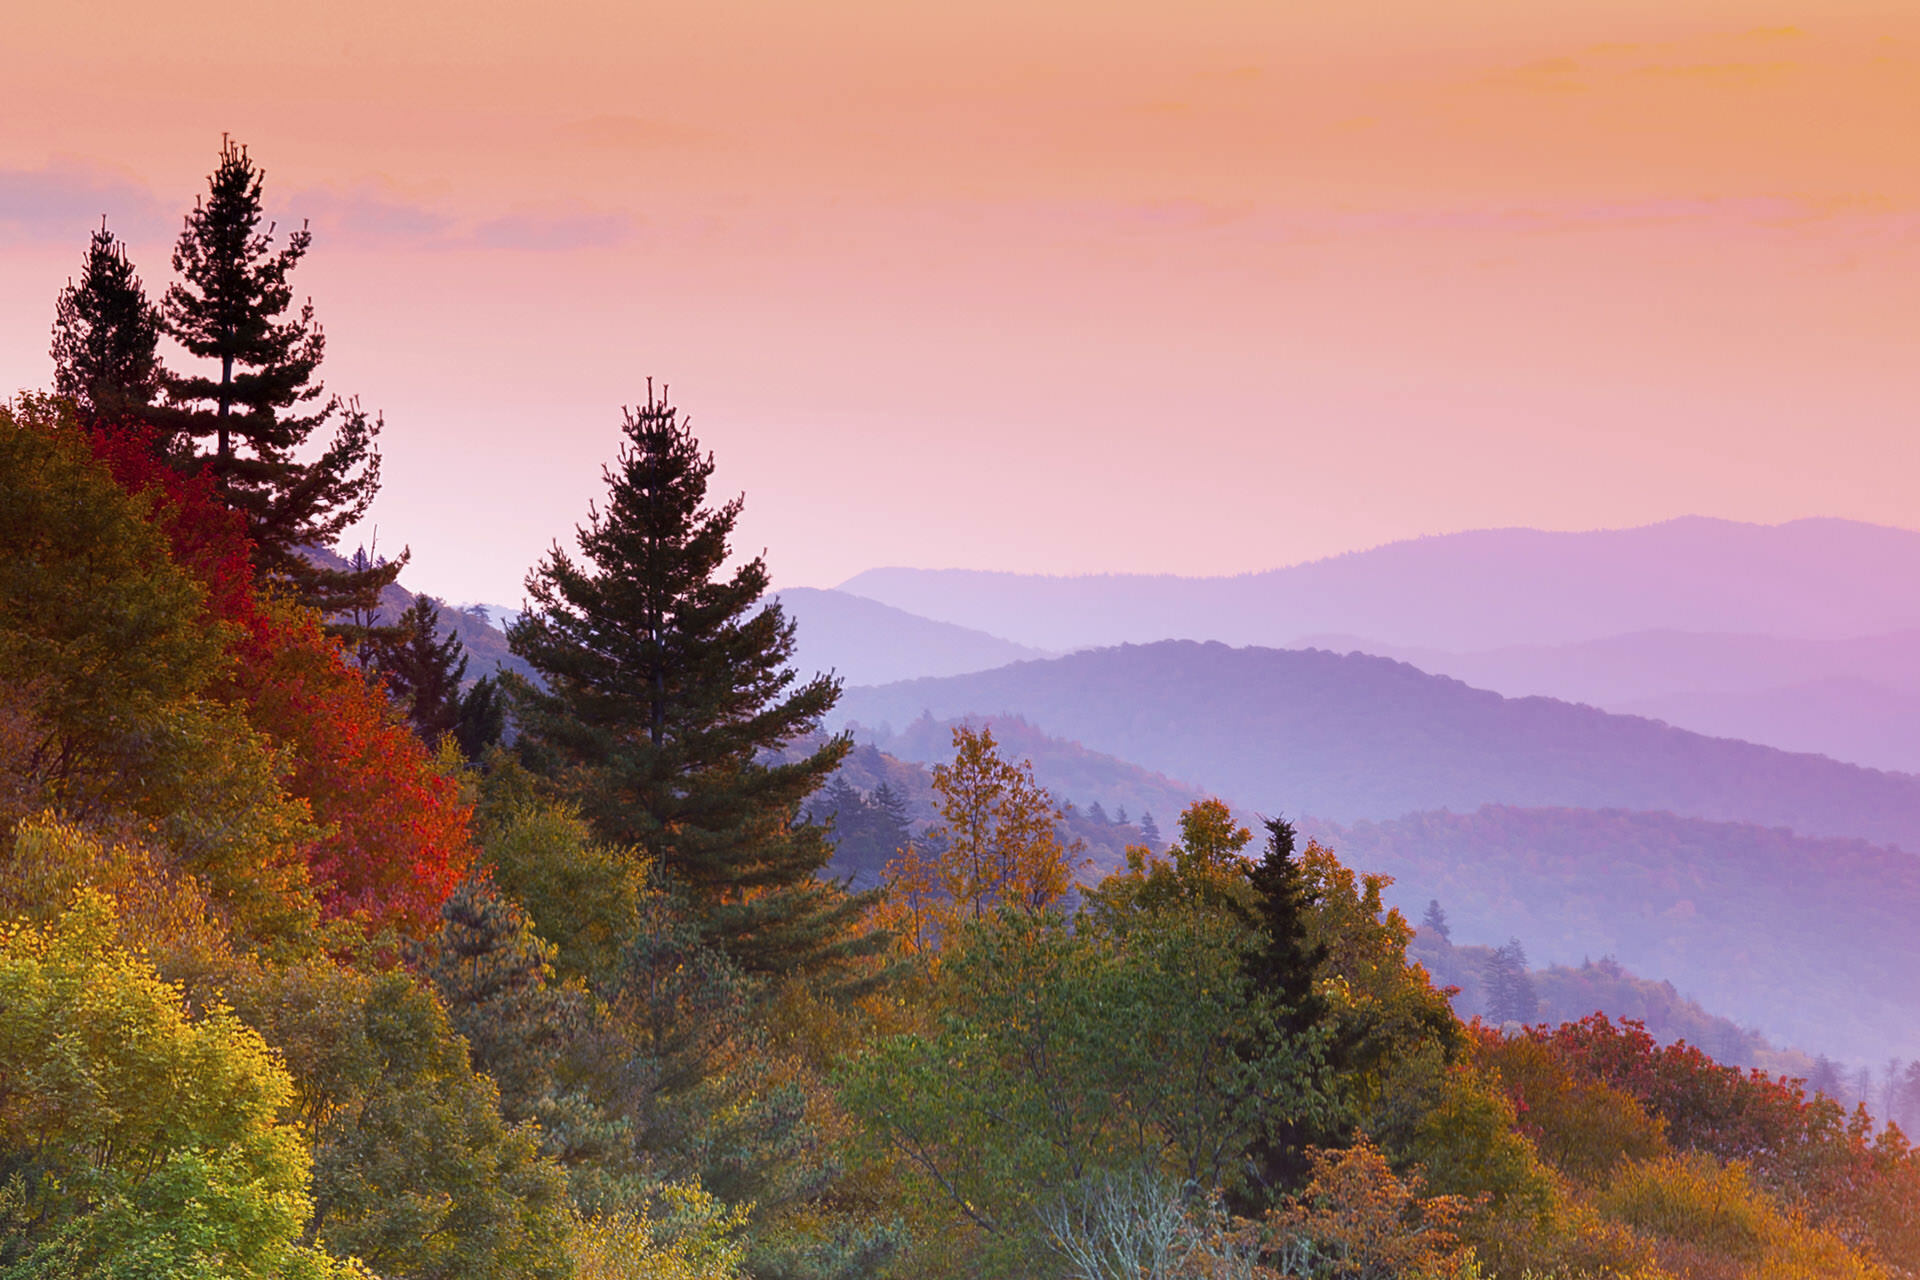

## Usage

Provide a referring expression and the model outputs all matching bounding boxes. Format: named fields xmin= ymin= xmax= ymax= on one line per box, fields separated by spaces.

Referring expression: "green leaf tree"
xmin=508 ymin=385 xmax=873 ymax=979
xmin=0 ymin=892 xmax=364 ymax=1280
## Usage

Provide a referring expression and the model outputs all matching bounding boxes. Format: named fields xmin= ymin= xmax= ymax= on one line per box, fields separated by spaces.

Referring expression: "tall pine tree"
xmin=509 ymin=385 xmax=878 ymax=979
xmin=378 ymin=595 xmax=469 ymax=746
xmin=161 ymin=137 xmax=398 ymax=615
xmin=50 ymin=219 xmax=166 ymax=424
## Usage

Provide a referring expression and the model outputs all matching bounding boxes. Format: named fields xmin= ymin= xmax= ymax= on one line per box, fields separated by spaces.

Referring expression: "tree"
xmin=508 ymin=385 xmax=872 ymax=979
xmin=0 ymin=892 xmax=363 ymax=1280
xmin=1420 ymin=900 xmax=1452 ymax=944
xmin=1484 ymin=939 xmax=1539 ymax=1026
xmin=1139 ymin=810 xmax=1161 ymax=849
xmin=379 ymin=595 xmax=469 ymax=746
xmin=50 ymin=218 xmax=166 ymax=423
xmin=876 ymin=725 xmax=1086 ymax=955
xmin=161 ymin=137 xmax=398 ymax=615
xmin=1236 ymin=817 xmax=1332 ymax=1200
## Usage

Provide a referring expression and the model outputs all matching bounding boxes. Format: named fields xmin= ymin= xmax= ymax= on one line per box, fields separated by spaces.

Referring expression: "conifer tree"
xmin=1421 ymin=898 xmax=1453 ymax=943
xmin=1237 ymin=816 xmax=1333 ymax=1200
xmin=379 ymin=596 xmax=468 ymax=745
xmin=161 ymin=137 xmax=398 ymax=615
xmin=1484 ymin=937 xmax=1539 ymax=1025
xmin=509 ymin=385 xmax=876 ymax=979
xmin=50 ymin=219 xmax=166 ymax=423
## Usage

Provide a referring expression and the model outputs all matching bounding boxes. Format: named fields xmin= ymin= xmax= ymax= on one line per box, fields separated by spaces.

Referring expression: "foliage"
xmin=0 ymin=404 xmax=322 ymax=941
xmin=378 ymin=595 xmax=470 ymax=746
xmin=508 ymin=386 xmax=871 ymax=979
xmin=1256 ymin=1139 xmax=1479 ymax=1280
xmin=0 ymin=892 xmax=363 ymax=1280
xmin=564 ymin=1185 xmax=749 ymax=1280
xmin=1597 ymin=1154 xmax=1885 ymax=1280
xmin=477 ymin=790 xmax=645 ymax=987
xmin=225 ymin=959 xmax=573 ymax=1280
xmin=51 ymin=219 xmax=165 ymax=420
xmin=876 ymin=723 xmax=1087 ymax=955
xmin=160 ymin=137 xmax=393 ymax=613
xmin=840 ymin=905 xmax=1327 ymax=1273
xmin=1526 ymin=1015 xmax=1920 ymax=1274
xmin=86 ymin=422 xmax=473 ymax=931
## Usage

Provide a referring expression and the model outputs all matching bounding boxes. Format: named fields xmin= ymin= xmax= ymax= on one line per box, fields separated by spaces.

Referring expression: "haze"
xmin=4 ymin=0 xmax=1917 ymax=603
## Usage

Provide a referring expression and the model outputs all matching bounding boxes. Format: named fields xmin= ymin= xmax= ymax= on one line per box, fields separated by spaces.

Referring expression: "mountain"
xmin=837 ymin=517 xmax=1920 ymax=652
xmin=802 ymin=733 xmax=1182 ymax=888
xmin=771 ymin=587 xmax=1048 ymax=686
xmin=1317 ymin=806 xmax=1920 ymax=1062
xmin=832 ymin=640 xmax=1920 ymax=848
xmin=1298 ymin=629 xmax=1920 ymax=773
xmin=303 ymin=547 xmax=534 ymax=684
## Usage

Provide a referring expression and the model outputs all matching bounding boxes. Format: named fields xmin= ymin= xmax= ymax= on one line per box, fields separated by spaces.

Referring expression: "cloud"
xmin=0 ymin=162 xmax=170 ymax=245
xmin=469 ymin=211 xmax=639 ymax=252
xmin=281 ymin=184 xmax=639 ymax=253
xmin=290 ymin=184 xmax=457 ymax=247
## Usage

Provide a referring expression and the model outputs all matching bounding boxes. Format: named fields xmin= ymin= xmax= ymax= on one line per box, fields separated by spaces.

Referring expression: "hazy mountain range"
xmin=836 ymin=516 xmax=1920 ymax=652
xmin=833 ymin=640 xmax=1920 ymax=848
xmin=1311 ymin=806 xmax=1920 ymax=1062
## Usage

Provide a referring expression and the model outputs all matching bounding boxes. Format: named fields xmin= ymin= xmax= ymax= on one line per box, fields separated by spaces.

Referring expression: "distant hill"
xmin=771 ymin=587 xmax=1048 ymax=686
xmin=838 ymin=517 xmax=1920 ymax=652
xmin=832 ymin=640 xmax=1920 ymax=848
xmin=303 ymin=547 xmax=534 ymax=684
xmin=801 ymin=735 xmax=1175 ymax=889
xmin=1408 ymin=932 xmax=1824 ymax=1085
xmin=1306 ymin=629 xmax=1920 ymax=772
xmin=1317 ymin=806 xmax=1920 ymax=1062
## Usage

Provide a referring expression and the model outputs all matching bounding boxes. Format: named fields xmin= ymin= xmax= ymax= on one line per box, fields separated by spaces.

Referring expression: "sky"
xmin=3 ymin=0 xmax=1917 ymax=606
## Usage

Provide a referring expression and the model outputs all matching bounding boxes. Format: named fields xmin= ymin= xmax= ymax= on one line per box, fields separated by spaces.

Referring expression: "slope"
xmin=832 ymin=640 xmax=1920 ymax=848
xmin=838 ymin=517 xmax=1920 ymax=652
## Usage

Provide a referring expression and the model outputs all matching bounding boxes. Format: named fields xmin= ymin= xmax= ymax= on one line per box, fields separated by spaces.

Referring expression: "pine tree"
xmin=161 ymin=137 xmax=399 ymax=615
xmin=1421 ymin=898 xmax=1452 ymax=943
xmin=1236 ymin=815 xmax=1332 ymax=1201
xmin=455 ymin=676 xmax=507 ymax=762
xmin=1139 ymin=809 xmax=1161 ymax=849
xmin=1484 ymin=938 xmax=1539 ymax=1025
xmin=378 ymin=596 xmax=468 ymax=745
xmin=509 ymin=385 xmax=877 ymax=979
xmin=50 ymin=219 xmax=166 ymax=423
xmin=1241 ymin=817 xmax=1328 ymax=1033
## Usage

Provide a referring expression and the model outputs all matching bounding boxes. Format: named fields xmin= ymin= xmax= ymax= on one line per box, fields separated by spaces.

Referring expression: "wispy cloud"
xmin=469 ymin=211 xmax=639 ymax=251
xmin=0 ymin=162 xmax=169 ymax=245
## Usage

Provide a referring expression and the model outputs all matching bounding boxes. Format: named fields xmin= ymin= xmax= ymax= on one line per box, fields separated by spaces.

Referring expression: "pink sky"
xmin=4 ymin=1 xmax=1917 ymax=606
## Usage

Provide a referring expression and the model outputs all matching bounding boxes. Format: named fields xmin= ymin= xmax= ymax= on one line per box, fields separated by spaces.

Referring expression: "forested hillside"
xmin=7 ymin=140 xmax=1919 ymax=1280
xmin=835 ymin=639 xmax=1920 ymax=846
xmin=1306 ymin=805 xmax=1920 ymax=1062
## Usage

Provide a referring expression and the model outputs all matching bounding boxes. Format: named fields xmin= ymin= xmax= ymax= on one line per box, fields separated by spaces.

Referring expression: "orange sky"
xmin=4 ymin=1 xmax=1917 ymax=605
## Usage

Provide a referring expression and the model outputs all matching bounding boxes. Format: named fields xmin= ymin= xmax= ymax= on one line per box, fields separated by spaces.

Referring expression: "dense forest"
xmin=5 ymin=142 xmax=1919 ymax=1280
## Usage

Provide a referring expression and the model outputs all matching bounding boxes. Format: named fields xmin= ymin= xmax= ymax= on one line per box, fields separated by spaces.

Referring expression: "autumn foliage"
xmin=86 ymin=421 xmax=470 ymax=929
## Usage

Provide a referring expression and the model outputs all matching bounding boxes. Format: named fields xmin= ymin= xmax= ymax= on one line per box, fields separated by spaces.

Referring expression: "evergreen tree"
xmin=1241 ymin=817 xmax=1328 ymax=1034
xmin=161 ymin=137 xmax=398 ymax=615
xmin=1421 ymin=898 xmax=1453 ymax=943
xmin=1139 ymin=809 xmax=1161 ymax=849
xmin=50 ymin=219 xmax=166 ymax=423
xmin=509 ymin=385 xmax=877 ymax=979
xmin=455 ymin=675 xmax=507 ymax=762
xmin=378 ymin=596 xmax=468 ymax=745
xmin=1236 ymin=816 xmax=1332 ymax=1200
xmin=1484 ymin=937 xmax=1539 ymax=1025
xmin=869 ymin=781 xmax=911 ymax=860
